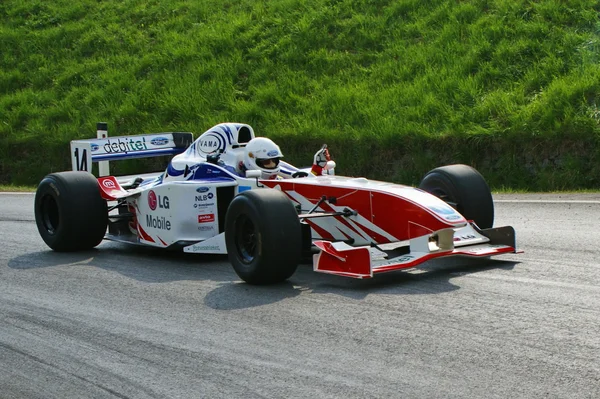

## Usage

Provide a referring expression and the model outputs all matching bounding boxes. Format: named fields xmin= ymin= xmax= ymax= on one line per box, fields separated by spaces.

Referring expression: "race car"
xmin=34 ymin=122 xmax=520 ymax=284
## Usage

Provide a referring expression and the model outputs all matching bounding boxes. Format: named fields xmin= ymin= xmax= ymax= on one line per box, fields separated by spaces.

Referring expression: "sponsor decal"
xmin=238 ymin=186 xmax=251 ymax=193
xmin=91 ymin=143 xmax=99 ymax=152
xmin=50 ymin=182 xmax=60 ymax=197
xmin=198 ymin=214 xmax=215 ymax=223
xmin=148 ymin=190 xmax=169 ymax=210
xmin=267 ymin=150 xmax=278 ymax=157
xmin=102 ymin=180 xmax=116 ymax=189
xmin=194 ymin=244 xmax=220 ymax=251
xmin=148 ymin=190 xmax=157 ymax=210
xmin=194 ymin=202 xmax=214 ymax=209
xmin=454 ymin=234 xmax=477 ymax=242
xmin=429 ymin=205 xmax=456 ymax=215
xmin=198 ymin=225 xmax=215 ymax=231
xmin=396 ymin=255 xmax=414 ymax=263
xmin=196 ymin=186 xmax=210 ymax=193
xmin=146 ymin=214 xmax=171 ymax=230
xmin=195 ymin=193 xmax=214 ymax=202
xmin=150 ymin=137 xmax=169 ymax=146
xmin=198 ymin=133 xmax=224 ymax=154
xmin=103 ymin=137 xmax=148 ymax=153
xmin=196 ymin=127 xmax=235 ymax=155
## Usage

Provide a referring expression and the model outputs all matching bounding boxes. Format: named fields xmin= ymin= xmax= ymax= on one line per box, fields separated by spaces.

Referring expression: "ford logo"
xmin=91 ymin=143 xmax=99 ymax=152
xmin=151 ymin=137 xmax=169 ymax=146
xmin=196 ymin=187 xmax=210 ymax=193
xmin=267 ymin=150 xmax=279 ymax=157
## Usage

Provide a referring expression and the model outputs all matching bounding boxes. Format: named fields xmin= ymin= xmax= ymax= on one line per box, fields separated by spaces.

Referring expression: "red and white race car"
xmin=34 ymin=122 xmax=520 ymax=284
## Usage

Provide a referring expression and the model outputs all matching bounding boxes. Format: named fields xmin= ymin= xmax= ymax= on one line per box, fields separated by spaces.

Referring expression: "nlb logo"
xmin=198 ymin=214 xmax=215 ymax=223
xmin=150 ymin=137 xmax=169 ymax=146
xmin=195 ymin=192 xmax=214 ymax=202
xmin=148 ymin=190 xmax=170 ymax=210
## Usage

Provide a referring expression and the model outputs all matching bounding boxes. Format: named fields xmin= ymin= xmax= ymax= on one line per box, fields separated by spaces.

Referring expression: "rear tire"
xmin=225 ymin=189 xmax=301 ymax=285
xmin=34 ymin=171 xmax=108 ymax=251
xmin=419 ymin=164 xmax=494 ymax=229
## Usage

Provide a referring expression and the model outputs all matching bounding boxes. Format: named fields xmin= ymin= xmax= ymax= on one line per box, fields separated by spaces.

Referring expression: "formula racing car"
xmin=34 ymin=122 xmax=520 ymax=284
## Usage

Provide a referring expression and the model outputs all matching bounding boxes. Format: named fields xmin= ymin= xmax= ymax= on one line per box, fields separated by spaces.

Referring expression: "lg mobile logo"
xmin=146 ymin=190 xmax=172 ymax=230
xmin=146 ymin=215 xmax=171 ymax=230
xmin=102 ymin=136 xmax=169 ymax=154
xmin=148 ymin=190 xmax=170 ymax=210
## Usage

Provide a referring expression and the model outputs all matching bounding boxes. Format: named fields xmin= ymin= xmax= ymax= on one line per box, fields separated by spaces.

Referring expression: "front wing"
xmin=313 ymin=224 xmax=520 ymax=279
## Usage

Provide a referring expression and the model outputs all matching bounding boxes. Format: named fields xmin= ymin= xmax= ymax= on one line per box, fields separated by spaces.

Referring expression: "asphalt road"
xmin=1 ymin=192 xmax=599 ymax=399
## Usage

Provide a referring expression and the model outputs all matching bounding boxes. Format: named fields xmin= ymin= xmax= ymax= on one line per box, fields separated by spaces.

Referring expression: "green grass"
xmin=0 ymin=185 xmax=35 ymax=192
xmin=1 ymin=0 xmax=599 ymax=189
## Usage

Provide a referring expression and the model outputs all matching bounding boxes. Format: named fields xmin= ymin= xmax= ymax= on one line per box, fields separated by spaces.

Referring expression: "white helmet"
xmin=243 ymin=137 xmax=284 ymax=179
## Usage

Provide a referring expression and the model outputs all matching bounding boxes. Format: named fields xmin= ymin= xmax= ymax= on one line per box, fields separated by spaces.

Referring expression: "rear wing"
xmin=70 ymin=122 xmax=194 ymax=176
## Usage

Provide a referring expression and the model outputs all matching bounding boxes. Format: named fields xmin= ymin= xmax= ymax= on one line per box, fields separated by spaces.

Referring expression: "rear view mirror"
xmin=246 ymin=170 xmax=262 ymax=178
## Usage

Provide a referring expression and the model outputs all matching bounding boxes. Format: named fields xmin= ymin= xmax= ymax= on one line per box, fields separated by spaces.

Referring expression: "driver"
xmin=240 ymin=137 xmax=284 ymax=179
xmin=239 ymin=138 xmax=333 ymax=179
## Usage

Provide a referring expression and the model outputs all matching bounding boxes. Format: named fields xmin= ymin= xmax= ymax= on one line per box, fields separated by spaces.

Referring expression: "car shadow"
xmin=203 ymin=281 xmax=302 ymax=310
xmin=202 ymin=257 xmax=519 ymax=310
xmin=294 ymin=257 xmax=519 ymax=299
xmin=9 ymin=242 xmax=519 ymax=309
xmin=7 ymin=241 xmax=235 ymax=284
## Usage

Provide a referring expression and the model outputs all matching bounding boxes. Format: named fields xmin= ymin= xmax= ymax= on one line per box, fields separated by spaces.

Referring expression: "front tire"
xmin=419 ymin=164 xmax=494 ymax=229
xmin=34 ymin=171 xmax=108 ymax=251
xmin=225 ymin=189 xmax=301 ymax=285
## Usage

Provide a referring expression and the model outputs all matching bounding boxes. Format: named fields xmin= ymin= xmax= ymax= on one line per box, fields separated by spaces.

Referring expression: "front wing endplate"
xmin=313 ymin=225 xmax=520 ymax=279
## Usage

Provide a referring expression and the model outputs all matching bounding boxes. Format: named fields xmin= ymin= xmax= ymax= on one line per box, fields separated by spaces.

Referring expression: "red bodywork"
xmin=262 ymin=176 xmax=518 ymax=279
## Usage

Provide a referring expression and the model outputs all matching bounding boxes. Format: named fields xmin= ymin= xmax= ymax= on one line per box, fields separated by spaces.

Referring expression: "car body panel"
xmin=75 ymin=122 xmax=519 ymax=279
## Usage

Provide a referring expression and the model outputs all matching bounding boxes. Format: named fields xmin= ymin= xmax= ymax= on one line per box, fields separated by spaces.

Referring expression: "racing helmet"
xmin=243 ymin=137 xmax=284 ymax=179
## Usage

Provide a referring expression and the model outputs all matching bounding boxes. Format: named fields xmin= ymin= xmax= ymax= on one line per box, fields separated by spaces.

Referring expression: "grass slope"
xmin=1 ymin=0 xmax=599 ymax=189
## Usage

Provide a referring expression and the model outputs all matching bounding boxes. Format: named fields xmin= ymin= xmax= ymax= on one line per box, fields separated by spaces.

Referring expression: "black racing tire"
xmin=225 ymin=189 xmax=301 ymax=285
xmin=34 ymin=171 xmax=108 ymax=251
xmin=418 ymin=164 xmax=494 ymax=229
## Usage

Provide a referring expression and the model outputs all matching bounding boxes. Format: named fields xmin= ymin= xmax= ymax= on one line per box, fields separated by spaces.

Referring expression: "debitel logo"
xmin=150 ymin=137 xmax=169 ymax=146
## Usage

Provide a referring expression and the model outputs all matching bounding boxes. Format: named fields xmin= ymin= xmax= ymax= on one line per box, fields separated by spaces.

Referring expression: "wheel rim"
xmin=234 ymin=214 xmax=258 ymax=264
xmin=41 ymin=194 xmax=59 ymax=235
